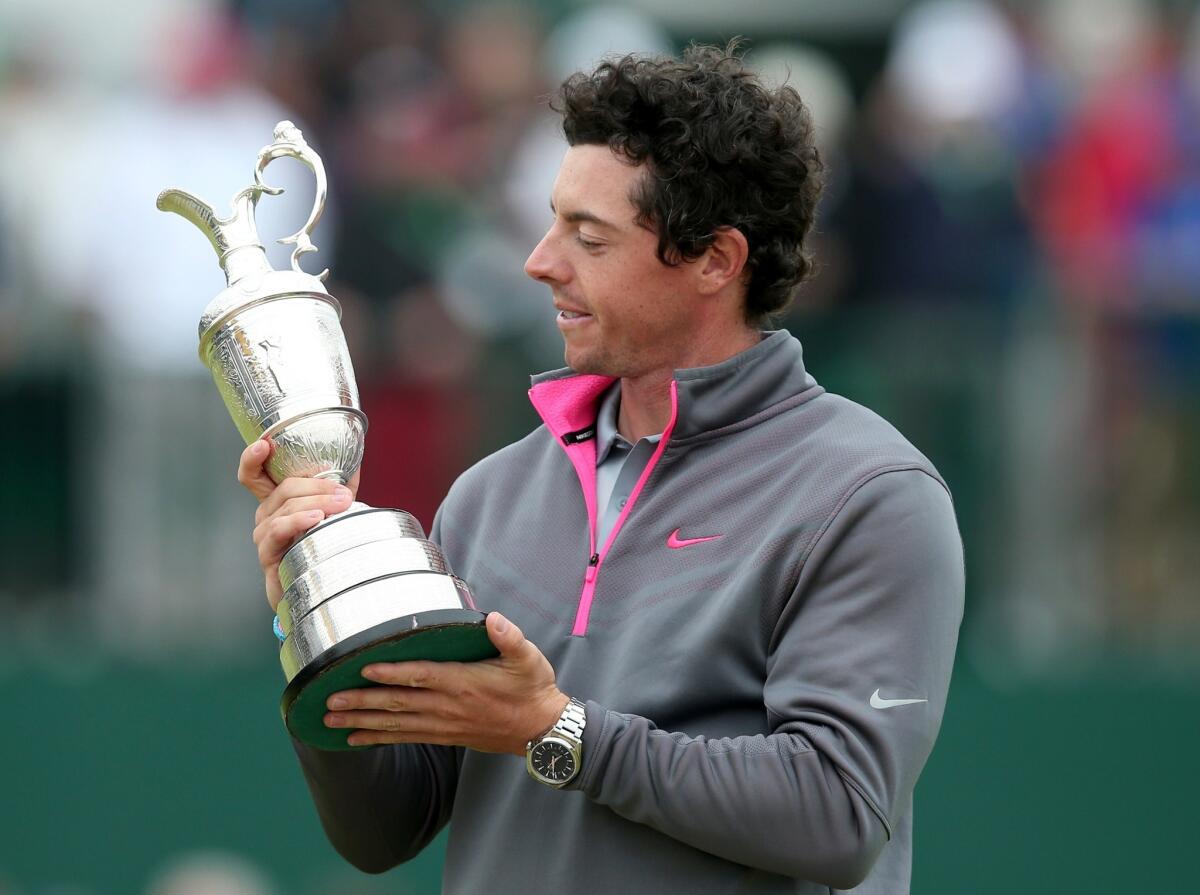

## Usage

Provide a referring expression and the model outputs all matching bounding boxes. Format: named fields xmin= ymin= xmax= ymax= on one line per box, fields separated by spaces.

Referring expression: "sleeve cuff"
xmin=568 ymin=699 xmax=619 ymax=793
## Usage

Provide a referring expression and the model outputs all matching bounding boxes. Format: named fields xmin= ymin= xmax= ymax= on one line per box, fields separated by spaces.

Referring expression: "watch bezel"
xmin=526 ymin=734 xmax=580 ymax=787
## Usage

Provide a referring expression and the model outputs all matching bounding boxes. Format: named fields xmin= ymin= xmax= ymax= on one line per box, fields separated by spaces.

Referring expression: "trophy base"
xmin=281 ymin=608 xmax=497 ymax=750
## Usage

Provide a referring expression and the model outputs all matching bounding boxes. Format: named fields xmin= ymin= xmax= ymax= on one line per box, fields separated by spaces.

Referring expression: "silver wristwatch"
xmin=526 ymin=697 xmax=586 ymax=788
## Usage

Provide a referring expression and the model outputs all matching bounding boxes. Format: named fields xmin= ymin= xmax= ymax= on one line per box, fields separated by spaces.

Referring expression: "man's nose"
xmin=524 ymin=231 xmax=564 ymax=284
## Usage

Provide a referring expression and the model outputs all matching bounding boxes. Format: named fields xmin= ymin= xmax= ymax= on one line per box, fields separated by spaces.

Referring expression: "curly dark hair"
xmin=554 ymin=42 xmax=824 ymax=323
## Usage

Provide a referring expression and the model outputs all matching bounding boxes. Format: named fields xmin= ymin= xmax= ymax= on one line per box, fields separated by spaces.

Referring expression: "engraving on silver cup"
xmin=158 ymin=121 xmax=496 ymax=749
xmin=201 ymin=293 xmax=367 ymax=484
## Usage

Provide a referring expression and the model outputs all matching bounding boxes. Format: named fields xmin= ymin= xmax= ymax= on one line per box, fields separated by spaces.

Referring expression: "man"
xmin=239 ymin=44 xmax=963 ymax=894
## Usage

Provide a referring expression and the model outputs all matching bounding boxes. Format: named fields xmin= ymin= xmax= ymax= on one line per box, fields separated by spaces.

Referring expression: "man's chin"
xmin=564 ymin=347 xmax=610 ymax=377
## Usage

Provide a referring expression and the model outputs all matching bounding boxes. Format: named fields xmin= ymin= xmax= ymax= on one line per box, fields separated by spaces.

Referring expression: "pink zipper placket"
xmin=528 ymin=376 xmax=680 ymax=637
xmin=571 ymin=381 xmax=679 ymax=636
xmin=527 ymin=373 xmax=611 ymax=627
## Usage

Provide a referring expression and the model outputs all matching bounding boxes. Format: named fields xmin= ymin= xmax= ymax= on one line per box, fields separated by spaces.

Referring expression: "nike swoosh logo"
xmin=870 ymin=689 xmax=928 ymax=709
xmin=667 ymin=528 xmax=722 ymax=549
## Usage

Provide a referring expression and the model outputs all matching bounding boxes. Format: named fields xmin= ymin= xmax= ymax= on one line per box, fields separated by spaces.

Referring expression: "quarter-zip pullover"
xmin=293 ymin=330 xmax=965 ymax=894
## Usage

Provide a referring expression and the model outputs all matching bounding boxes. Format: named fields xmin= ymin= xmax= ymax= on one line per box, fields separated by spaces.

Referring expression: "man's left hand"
xmin=324 ymin=612 xmax=569 ymax=754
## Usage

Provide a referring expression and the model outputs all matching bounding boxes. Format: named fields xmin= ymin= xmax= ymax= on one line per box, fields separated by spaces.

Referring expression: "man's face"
xmin=524 ymin=144 xmax=695 ymax=378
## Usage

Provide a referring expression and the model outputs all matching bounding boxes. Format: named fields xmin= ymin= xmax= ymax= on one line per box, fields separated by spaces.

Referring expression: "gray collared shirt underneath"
xmin=594 ymin=383 xmax=661 ymax=550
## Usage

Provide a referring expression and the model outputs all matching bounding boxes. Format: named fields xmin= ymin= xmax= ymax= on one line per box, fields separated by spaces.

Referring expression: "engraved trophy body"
xmin=158 ymin=122 xmax=496 ymax=749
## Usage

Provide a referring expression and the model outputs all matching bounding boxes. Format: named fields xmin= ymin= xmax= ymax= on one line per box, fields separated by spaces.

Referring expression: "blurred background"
xmin=1 ymin=0 xmax=1197 ymax=891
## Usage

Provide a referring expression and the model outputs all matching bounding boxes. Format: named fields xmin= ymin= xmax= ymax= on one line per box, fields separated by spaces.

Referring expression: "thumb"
xmin=238 ymin=438 xmax=277 ymax=501
xmin=486 ymin=611 xmax=527 ymax=659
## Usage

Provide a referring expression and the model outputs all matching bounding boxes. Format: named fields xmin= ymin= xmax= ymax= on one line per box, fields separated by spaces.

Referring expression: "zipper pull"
xmin=585 ymin=553 xmax=599 ymax=582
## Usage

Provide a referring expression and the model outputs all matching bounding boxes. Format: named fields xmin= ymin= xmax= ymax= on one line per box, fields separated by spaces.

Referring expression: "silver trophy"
xmin=158 ymin=121 xmax=495 ymax=749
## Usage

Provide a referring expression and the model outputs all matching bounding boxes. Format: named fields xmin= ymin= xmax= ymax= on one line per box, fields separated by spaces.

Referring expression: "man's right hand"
xmin=237 ymin=439 xmax=360 ymax=610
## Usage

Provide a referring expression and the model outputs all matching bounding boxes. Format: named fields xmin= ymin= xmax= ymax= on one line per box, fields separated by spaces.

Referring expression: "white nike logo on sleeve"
xmin=870 ymin=689 xmax=928 ymax=709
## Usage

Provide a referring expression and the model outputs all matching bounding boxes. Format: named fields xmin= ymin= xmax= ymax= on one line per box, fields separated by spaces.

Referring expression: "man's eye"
xmin=576 ymin=235 xmax=603 ymax=250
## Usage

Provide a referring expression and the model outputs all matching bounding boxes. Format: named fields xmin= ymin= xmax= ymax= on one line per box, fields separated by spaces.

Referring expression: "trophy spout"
xmin=156 ymin=187 xmax=271 ymax=285
xmin=156 ymin=189 xmax=224 ymax=254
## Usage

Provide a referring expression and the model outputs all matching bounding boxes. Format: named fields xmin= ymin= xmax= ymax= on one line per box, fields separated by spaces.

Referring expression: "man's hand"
xmin=236 ymin=439 xmax=361 ymax=609
xmin=324 ymin=611 xmax=569 ymax=755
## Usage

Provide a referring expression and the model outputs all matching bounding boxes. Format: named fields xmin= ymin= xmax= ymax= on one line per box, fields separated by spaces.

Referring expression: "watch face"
xmin=530 ymin=739 xmax=577 ymax=783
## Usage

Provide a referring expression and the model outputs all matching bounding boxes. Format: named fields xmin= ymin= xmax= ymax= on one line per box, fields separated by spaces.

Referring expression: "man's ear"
xmin=696 ymin=226 xmax=750 ymax=296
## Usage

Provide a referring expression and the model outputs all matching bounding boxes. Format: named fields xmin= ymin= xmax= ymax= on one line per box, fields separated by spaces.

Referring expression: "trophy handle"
xmin=256 ymin=120 xmax=330 ymax=281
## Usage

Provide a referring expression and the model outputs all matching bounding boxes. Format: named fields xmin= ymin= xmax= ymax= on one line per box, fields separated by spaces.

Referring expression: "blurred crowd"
xmin=1 ymin=0 xmax=1198 ymax=678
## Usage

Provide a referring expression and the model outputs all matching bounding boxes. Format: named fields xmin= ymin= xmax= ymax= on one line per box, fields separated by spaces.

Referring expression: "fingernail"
xmin=492 ymin=614 xmax=509 ymax=633
xmin=361 ymin=666 xmax=381 ymax=681
xmin=306 ymin=510 xmax=324 ymax=522
xmin=328 ymin=695 xmax=347 ymax=710
xmin=334 ymin=486 xmax=352 ymax=501
xmin=252 ymin=440 xmax=268 ymax=455
xmin=325 ymin=714 xmax=345 ymax=727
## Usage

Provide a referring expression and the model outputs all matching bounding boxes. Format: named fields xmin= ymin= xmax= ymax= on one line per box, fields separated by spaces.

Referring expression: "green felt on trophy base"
xmin=281 ymin=609 xmax=497 ymax=751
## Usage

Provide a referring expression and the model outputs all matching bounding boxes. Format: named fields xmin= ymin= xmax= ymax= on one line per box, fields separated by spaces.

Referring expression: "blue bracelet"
xmin=272 ymin=615 xmax=286 ymax=643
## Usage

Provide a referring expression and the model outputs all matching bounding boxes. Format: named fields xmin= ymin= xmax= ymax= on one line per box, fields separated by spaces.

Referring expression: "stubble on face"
xmin=562 ymin=287 xmax=677 ymax=380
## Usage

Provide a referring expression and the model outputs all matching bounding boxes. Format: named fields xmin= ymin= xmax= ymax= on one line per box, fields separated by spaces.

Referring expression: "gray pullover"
xmin=293 ymin=331 xmax=965 ymax=893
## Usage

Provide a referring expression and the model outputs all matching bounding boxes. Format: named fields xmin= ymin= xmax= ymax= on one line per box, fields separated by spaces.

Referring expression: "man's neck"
xmin=616 ymin=328 xmax=760 ymax=442
xmin=616 ymin=374 xmax=672 ymax=443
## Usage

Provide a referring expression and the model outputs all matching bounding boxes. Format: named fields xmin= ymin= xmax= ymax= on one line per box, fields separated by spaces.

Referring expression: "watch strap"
xmin=549 ymin=697 xmax=587 ymax=745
